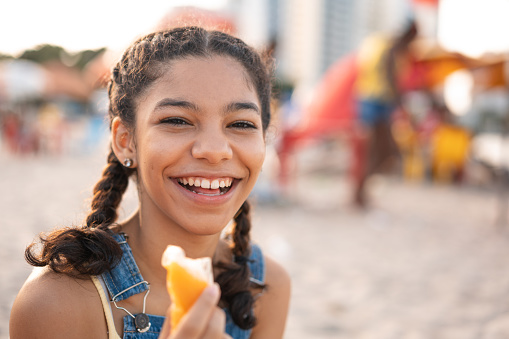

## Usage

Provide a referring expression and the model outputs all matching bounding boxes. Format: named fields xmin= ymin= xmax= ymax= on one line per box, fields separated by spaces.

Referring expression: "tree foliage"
xmin=0 ymin=53 xmax=13 ymax=61
xmin=17 ymin=44 xmax=106 ymax=70
xmin=19 ymin=44 xmax=65 ymax=64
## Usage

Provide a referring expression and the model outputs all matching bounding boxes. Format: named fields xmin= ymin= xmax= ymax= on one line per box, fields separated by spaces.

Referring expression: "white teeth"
xmin=211 ymin=180 xmax=220 ymax=189
xmin=201 ymin=179 xmax=211 ymax=189
xmin=178 ymin=177 xmax=233 ymax=189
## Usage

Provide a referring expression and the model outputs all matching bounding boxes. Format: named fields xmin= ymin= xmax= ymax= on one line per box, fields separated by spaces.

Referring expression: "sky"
xmin=2 ymin=0 xmax=509 ymax=58
xmin=1 ymin=0 xmax=228 ymax=55
xmin=437 ymin=0 xmax=509 ymax=58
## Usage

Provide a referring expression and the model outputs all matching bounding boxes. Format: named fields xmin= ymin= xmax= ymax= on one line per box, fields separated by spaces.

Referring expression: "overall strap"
xmin=247 ymin=243 xmax=265 ymax=286
xmin=101 ymin=233 xmax=149 ymax=302
xmin=99 ymin=232 xmax=165 ymax=338
xmin=224 ymin=243 xmax=266 ymax=339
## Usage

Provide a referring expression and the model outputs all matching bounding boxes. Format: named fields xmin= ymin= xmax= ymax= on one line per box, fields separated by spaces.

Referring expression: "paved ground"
xmin=2 ymin=142 xmax=509 ymax=339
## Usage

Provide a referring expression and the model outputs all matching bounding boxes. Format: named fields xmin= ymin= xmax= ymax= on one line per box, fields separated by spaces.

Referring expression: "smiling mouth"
xmin=176 ymin=177 xmax=234 ymax=196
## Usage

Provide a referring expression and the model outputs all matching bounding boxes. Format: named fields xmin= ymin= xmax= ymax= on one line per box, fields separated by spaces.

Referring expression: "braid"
xmin=215 ymin=200 xmax=259 ymax=329
xmin=232 ymin=201 xmax=251 ymax=257
xmin=86 ymin=149 xmax=132 ymax=229
xmin=25 ymin=149 xmax=131 ymax=276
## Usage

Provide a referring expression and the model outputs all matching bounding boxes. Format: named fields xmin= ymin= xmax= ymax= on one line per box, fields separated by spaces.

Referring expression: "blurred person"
xmin=37 ymin=103 xmax=66 ymax=155
xmin=2 ymin=108 xmax=40 ymax=155
xmin=17 ymin=111 xmax=40 ymax=155
xmin=352 ymin=20 xmax=418 ymax=207
xmin=392 ymin=90 xmax=449 ymax=182
xmin=1 ymin=110 xmax=21 ymax=154
xmin=10 ymin=27 xmax=290 ymax=339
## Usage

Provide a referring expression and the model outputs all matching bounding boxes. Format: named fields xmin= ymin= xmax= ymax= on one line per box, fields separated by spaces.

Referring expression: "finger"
xmin=200 ymin=308 xmax=226 ymax=339
xmin=159 ymin=296 xmax=175 ymax=338
xmin=160 ymin=313 xmax=171 ymax=338
xmin=172 ymin=284 xmax=221 ymax=338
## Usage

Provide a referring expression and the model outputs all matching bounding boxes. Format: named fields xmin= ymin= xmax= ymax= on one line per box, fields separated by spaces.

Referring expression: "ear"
xmin=111 ymin=117 xmax=137 ymax=167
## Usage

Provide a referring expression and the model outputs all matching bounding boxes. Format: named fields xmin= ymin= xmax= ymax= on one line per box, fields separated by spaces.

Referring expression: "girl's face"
xmin=132 ymin=55 xmax=265 ymax=235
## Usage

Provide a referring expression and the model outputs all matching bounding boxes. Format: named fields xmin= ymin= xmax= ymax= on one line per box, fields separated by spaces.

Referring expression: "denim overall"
xmin=100 ymin=233 xmax=265 ymax=339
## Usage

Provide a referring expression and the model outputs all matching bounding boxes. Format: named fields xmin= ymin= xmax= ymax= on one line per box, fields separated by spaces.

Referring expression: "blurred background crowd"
xmin=1 ymin=0 xmax=508 ymax=208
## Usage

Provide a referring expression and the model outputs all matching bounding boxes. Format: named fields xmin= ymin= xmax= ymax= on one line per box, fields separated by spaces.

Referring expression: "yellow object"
xmin=161 ymin=246 xmax=213 ymax=330
xmin=403 ymin=152 xmax=425 ymax=181
xmin=431 ymin=124 xmax=470 ymax=182
xmin=393 ymin=119 xmax=425 ymax=181
xmin=356 ymin=34 xmax=393 ymax=100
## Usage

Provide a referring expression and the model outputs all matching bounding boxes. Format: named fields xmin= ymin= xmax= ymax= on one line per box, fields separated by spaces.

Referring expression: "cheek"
xmin=137 ymin=132 xmax=185 ymax=175
xmin=243 ymin=138 xmax=266 ymax=176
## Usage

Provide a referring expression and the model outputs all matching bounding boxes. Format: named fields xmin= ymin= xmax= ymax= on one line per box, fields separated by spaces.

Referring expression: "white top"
xmin=91 ymin=275 xmax=122 ymax=339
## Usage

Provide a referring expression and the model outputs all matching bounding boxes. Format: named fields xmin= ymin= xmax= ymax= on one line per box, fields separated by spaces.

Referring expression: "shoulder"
xmin=251 ymin=254 xmax=291 ymax=339
xmin=262 ymin=255 xmax=291 ymax=304
xmin=9 ymin=267 xmax=108 ymax=339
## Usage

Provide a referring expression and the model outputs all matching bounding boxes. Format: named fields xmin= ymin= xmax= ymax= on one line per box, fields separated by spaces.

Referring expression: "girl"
xmin=10 ymin=27 xmax=291 ymax=339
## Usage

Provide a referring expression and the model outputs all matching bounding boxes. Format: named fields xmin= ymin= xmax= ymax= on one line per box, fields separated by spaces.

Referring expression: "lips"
xmin=176 ymin=176 xmax=234 ymax=196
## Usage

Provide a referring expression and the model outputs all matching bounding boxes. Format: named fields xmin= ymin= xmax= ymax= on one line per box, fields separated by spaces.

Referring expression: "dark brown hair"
xmin=25 ymin=26 xmax=273 ymax=330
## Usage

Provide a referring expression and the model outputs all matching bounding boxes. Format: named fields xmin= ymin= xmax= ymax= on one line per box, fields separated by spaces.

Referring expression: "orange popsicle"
xmin=161 ymin=245 xmax=213 ymax=330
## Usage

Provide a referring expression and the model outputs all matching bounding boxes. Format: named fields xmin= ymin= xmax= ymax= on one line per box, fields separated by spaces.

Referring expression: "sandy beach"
xmin=2 ymin=140 xmax=509 ymax=339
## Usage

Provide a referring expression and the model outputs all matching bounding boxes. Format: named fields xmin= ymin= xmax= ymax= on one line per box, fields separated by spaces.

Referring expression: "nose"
xmin=191 ymin=128 xmax=233 ymax=163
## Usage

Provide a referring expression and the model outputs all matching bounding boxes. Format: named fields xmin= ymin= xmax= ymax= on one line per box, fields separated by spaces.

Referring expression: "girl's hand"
xmin=159 ymin=284 xmax=232 ymax=339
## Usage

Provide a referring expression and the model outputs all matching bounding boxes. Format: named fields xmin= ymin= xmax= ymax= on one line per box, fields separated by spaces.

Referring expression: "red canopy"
xmin=276 ymin=54 xmax=358 ymax=186
xmin=413 ymin=0 xmax=439 ymax=6
xmin=278 ymin=53 xmax=358 ymax=155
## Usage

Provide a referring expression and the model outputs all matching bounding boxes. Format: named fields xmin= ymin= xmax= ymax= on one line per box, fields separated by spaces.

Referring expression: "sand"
xmin=2 ymin=140 xmax=509 ymax=339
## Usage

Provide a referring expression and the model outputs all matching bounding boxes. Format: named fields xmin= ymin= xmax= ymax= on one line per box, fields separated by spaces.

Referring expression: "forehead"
xmin=150 ymin=55 xmax=254 ymax=97
xmin=133 ymin=55 xmax=261 ymax=122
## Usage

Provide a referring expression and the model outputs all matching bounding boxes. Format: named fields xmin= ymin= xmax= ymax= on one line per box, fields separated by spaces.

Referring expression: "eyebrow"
xmin=225 ymin=102 xmax=260 ymax=115
xmin=154 ymin=98 xmax=199 ymax=112
xmin=154 ymin=98 xmax=260 ymax=115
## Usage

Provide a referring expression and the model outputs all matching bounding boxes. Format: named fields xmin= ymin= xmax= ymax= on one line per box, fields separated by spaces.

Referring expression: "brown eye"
xmin=229 ymin=121 xmax=257 ymax=129
xmin=160 ymin=117 xmax=190 ymax=126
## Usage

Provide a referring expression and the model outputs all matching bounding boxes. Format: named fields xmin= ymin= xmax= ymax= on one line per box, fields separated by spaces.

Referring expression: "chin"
xmin=181 ymin=216 xmax=231 ymax=236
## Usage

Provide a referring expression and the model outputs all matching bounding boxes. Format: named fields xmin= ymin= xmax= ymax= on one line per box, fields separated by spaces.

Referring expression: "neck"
xmin=121 ymin=209 xmax=223 ymax=286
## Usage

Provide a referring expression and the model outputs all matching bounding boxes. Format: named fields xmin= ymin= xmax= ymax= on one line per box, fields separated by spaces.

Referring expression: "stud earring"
xmin=123 ymin=158 xmax=133 ymax=168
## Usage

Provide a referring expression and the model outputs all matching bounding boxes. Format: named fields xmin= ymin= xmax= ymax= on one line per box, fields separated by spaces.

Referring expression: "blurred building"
xmin=230 ymin=0 xmax=412 ymax=89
